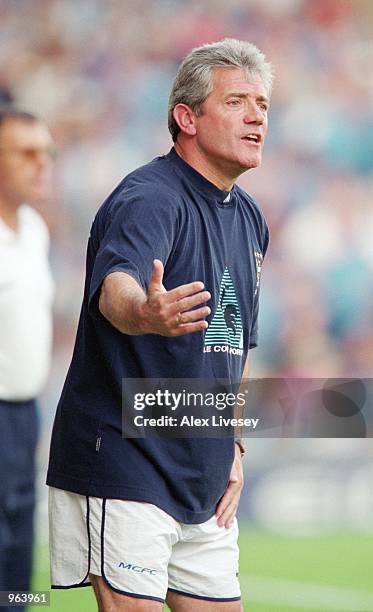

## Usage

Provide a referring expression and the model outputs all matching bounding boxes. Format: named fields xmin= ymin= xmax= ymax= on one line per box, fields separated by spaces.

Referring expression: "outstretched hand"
xmin=140 ymin=259 xmax=211 ymax=337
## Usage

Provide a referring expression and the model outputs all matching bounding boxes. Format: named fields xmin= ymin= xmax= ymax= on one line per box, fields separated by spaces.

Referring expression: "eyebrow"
xmin=226 ymin=93 xmax=269 ymax=104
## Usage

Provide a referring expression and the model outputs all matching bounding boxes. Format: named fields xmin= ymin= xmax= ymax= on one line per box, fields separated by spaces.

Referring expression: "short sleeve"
xmin=249 ymin=222 xmax=269 ymax=349
xmin=88 ymin=185 xmax=179 ymax=314
xmin=249 ymin=299 xmax=259 ymax=349
xmin=262 ymin=225 xmax=269 ymax=257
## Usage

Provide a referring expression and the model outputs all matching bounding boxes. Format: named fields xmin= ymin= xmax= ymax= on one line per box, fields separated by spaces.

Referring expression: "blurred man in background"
xmin=0 ymin=110 xmax=54 ymax=609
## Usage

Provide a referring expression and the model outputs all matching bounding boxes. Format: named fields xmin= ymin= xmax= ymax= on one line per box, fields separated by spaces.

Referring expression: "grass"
xmin=32 ymin=528 xmax=373 ymax=611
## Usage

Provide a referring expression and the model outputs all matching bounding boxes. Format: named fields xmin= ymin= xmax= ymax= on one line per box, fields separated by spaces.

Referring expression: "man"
xmin=0 ymin=110 xmax=54 ymax=607
xmin=47 ymin=38 xmax=273 ymax=611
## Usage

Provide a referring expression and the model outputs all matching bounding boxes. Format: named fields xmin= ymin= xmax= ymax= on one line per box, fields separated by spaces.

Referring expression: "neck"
xmin=0 ymin=196 xmax=20 ymax=231
xmin=174 ymin=141 xmax=236 ymax=191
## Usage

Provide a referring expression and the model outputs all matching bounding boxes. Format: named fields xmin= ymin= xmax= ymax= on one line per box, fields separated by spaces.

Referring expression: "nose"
xmin=33 ymin=159 xmax=49 ymax=177
xmin=35 ymin=151 xmax=54 ymax=170
xmin=243 ymin=102 xmax=265 ymax=125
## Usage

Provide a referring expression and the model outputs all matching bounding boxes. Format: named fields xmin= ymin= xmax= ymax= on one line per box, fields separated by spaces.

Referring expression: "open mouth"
xmin=242 ymin=134 xmax=261 ymax=144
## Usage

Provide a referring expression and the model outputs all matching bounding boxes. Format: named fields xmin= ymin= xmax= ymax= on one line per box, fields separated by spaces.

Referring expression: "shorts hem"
xmin=101 ymin=574 xmax=165 ymax=604
xmin=168 ymin=587 xmax=241 ymax=602
xmin=51 ymin=582 xmax=91 ymax=589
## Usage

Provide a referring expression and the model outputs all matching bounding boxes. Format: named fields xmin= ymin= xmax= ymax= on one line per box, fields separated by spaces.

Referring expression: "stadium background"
xmin=1 ymin=0 xmax=372 ymax=609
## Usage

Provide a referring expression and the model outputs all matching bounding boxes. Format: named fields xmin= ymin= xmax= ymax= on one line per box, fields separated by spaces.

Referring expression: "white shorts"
xmin=49 ymin=487 xmax=241 ymax=603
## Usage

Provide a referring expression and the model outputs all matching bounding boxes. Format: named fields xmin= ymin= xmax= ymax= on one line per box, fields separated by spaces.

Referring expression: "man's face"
xmin=193 ymin=67 xmax=269 ymax=179
xmin=0 ymin=119 xmax=55 ymax=206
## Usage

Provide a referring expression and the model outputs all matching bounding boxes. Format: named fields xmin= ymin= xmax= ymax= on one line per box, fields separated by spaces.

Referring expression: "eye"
xmin=258 ymin=102 xmax=268 ymax=112
xmin=227 ymin=99 xmax=242 ymax=106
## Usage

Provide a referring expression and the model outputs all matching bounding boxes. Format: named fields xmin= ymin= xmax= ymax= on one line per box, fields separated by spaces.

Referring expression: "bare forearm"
xmin=99 ymin=272 xmax=147 ymax=335
xmin=234 ymin=354 xmax=250 ymax=453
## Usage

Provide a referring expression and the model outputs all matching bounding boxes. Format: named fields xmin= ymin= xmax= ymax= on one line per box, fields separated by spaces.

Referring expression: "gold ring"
xmin=177 ymin=313 xmax=182 ymax=325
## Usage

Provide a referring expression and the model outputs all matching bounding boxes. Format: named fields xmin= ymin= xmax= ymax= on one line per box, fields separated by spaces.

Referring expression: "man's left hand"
xmin=215 ymin=443 xmax=244 ymax=529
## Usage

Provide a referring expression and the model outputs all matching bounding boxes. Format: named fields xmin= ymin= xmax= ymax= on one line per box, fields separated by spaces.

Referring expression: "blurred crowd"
xmin=1 ymin=0 xmax=372 ymax=399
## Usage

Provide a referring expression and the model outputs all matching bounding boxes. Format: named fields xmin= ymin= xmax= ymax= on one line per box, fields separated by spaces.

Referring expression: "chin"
xmin=238 ymin=159 xmax=261 ymax=172
xmin=235 ymin=152 xmax=261 ymax=170
xmin=247 ymin=158 xmax=261 ymax=170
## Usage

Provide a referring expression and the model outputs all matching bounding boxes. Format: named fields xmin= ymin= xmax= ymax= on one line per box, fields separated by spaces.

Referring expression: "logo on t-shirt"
xmin=254 ymin=250 xmax=263 ymax=297
xmin=203 ymin=267 xmax=243 ymax=356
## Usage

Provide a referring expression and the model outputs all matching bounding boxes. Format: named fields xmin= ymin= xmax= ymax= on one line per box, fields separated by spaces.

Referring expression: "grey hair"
xmin=168 ymin=38 xmax=274 ymax=142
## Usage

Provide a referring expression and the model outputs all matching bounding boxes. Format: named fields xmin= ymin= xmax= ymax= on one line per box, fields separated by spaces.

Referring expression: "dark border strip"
xmin=85 ymin=495 xmax=92 ymax=579
xmin=168 ymin=587 xmax=241 ymax=602
xmin=100 ymin=498 xmax=165 ymax=604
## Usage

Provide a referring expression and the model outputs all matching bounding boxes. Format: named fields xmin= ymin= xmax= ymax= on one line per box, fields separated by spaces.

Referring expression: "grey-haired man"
xmin=48 ymin=38 xmax=273 ymax=612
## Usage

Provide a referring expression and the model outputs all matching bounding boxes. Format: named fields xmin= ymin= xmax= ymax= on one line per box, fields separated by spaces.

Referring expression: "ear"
xmin=172 ymin=104 xmax=197 ymax=137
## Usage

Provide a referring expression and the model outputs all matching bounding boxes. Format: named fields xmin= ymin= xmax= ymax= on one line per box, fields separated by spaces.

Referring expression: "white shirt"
xmin=0 ymin=205 xmax=54 ymax=400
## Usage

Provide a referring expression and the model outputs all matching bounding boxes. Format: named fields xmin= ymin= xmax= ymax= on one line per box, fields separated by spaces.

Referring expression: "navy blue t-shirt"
xmin=47 ymin=148 xmax=269 ymax=524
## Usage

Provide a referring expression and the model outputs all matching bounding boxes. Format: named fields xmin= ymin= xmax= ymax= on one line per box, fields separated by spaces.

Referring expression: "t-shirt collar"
xmin=168 ymin=147 xmax=233 ymax=203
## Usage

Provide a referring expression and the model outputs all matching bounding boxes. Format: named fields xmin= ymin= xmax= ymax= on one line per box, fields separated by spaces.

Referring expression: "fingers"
xmin=145 ymin=263 xmax=211 ymax=336
xmin=148 ymin=262 xmax=209 ymax=308
xmin=169 ymin=290 xmax=211 ymax=315
xmin=216 ymin=494 xmax=239 ymax=529
xmin=216 ymin=481 xmax=237 ymax=518
xmin=166 ymin=281 xmax=206 ymax=302
xmin=177 ymin=305 xmax=211 ymax=325
xmin=171 ymin=320 xmax=208 ymax=336
xmin=216 ymin=482 xmax=241 ymax=529
xmin=148 ymin=259 xmax=164 ymax=292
